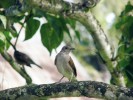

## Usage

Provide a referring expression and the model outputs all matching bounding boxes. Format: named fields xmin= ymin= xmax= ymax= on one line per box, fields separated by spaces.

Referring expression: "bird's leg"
xmin=58 ymin=76 xmax=64 ymax=82
xmin=55 ymin=76 xmax=64 ymax=84
xmin=21 ymin=65 xmax=26 ymax=72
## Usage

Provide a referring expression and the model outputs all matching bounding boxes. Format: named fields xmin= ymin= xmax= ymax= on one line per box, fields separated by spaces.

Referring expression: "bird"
xmin=55 ymin=45 xmax=77 ymax=82
xmin=14 ymin=50 xmax=42 ymax=69
xmin=6 ymin=38 xmax=42 ymax=69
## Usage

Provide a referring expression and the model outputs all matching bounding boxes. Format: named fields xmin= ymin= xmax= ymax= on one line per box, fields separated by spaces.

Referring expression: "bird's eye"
xmin=65 ymin=47 xmax=68 ymax=49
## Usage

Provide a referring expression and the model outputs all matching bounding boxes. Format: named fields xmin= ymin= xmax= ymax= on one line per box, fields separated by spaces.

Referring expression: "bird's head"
xmin=61 ymin=45 xmax=75 ymax=54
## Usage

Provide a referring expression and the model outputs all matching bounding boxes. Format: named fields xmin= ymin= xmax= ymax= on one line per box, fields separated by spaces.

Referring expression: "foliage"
xmin=0 ymin=0 xmax=82 ymax=53
xmin=25 ymin=15 xmax=40 ymax=40
xmin=0 ymin=0 xmax=16 ymax=8
xmin=116 ymin=2 xmax=133 ymax=87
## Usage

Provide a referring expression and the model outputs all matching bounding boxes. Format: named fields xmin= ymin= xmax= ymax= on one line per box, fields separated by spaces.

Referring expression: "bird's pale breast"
xmin=56 ymin=53 xmax=73 ymax=78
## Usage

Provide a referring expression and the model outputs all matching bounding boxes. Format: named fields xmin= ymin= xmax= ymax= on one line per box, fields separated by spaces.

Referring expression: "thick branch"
xmin=1 ymin=51 xmax=32 ymax=84
xmin=0 ymin=81 xmax=132 ymax=100
xmin=4 ymin=0 xmax=100 ymax=16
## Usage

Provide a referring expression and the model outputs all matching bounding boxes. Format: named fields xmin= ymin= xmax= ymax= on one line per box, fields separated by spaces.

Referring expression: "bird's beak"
xmin=70 ymin=48 xmax=75 ymax=50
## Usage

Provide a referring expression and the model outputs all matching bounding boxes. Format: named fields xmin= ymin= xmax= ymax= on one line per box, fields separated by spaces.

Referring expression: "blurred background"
xmin=0 ymin=0 xmax=132 ymax=100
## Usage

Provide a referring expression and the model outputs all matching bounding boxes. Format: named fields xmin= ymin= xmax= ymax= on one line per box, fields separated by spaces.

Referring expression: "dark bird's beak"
xmin=70 ymin=47 xmax=75 ymax=50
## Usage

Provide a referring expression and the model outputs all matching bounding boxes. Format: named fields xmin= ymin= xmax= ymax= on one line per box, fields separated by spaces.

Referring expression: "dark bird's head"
xmin=61 ymin=45 xmax=75 ymax=54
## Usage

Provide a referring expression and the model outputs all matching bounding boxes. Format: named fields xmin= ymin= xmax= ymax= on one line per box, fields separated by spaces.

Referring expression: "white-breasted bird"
xmin=55 ymin=45 xmax=77 ymax=82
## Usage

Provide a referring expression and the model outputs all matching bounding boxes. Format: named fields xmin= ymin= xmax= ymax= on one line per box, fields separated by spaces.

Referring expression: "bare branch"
xmin=0 ymin=81 xmax=132 ymax=100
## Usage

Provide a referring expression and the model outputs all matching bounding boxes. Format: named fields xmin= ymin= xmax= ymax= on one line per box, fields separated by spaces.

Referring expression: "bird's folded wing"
xmin=17 ymin=52 xmax=32 ymax=63
xmin=69 ymin=57 xmax=77 ymax=77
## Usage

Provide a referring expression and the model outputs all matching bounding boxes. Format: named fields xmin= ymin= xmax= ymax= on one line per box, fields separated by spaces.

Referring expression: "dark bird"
xmin=55 ymin=45 xmax=77 ymax=82
xmin=6 ymin=38 xmax=42 ymax=69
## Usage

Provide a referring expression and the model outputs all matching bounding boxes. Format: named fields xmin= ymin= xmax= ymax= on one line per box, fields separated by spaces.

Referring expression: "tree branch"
xmin=0 ymin=81 xmax=132 ymax=100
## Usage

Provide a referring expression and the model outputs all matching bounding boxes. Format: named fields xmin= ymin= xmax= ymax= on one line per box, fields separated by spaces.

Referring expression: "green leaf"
xmin=0 ymin=39 xmax=4 ymax=46
xmin=3 ymin=31 xmax=12 ymax=49
xmin=3 ymin=31 xmax=11 ymax=39
xmin=25 ymin=17 xmax=40 ymax=40
xmin=120 ymin=2 xmax=133 ymax=17
xmin=66 ymin=19 xmax=76 ymax=29
xmin=0 ymin=32 xmax=5 ymax=41
xmin=41 ymin=23 xmax=52 ymax=52
xmin=0 ymin=0 xmax=16 ymax=8
xmin=0 ymin=15 xmax=7 ymax=29
xmin=59 ymin=17 xmax=72 ymax=40
xmin=40 ymin=23 xmax=63 ymax=53
xmin=119 ymin=58 xmax=130 ymax=70
xmin=45 ymin=15 xmax=72 ymax=40
xmin=0 ymin=32 xmax=5 ymax=52
xmin=12 ymin=16 xmax=24 ymax=23
xmin=0 ymin=39 xmax=5 ymax=52
xmin=75 ymin=30 xmax=80 ymax=41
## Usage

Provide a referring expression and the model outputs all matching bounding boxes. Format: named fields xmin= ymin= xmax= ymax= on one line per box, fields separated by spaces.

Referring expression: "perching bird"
xmin=55 ymin=45 xmax=77 ymax=82
xmin=14 ymin=50 xmax=42 ymax=68
xmin=6 ymin=39 xmax=42 ymax=69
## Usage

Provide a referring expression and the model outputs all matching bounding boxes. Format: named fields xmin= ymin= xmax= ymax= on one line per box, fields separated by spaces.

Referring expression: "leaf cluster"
xmin=0 ymin=1 xmax=81 ymax=53
xmin=116 ymin=2 xmax=133 ymax=87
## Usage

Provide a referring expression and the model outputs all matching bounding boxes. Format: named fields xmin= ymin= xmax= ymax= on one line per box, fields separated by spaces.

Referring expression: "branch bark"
xmin=0 ymin=81 xmax=132 ymax=100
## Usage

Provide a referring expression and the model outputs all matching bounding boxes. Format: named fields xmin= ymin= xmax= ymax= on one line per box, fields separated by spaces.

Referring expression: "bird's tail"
xmin=33 ymin=63 xmax=42 ymax=69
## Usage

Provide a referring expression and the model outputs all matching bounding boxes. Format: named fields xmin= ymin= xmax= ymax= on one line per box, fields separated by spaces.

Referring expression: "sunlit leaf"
xmin=0 ymin=32 xmax=5 ymax=52
xmin=3 ymin=31 xmax=12 ymax=49
xmin=3 ymin=31 xmax=11 ymax=39
xmin=0 ymin=15 xmax=7 ymax=28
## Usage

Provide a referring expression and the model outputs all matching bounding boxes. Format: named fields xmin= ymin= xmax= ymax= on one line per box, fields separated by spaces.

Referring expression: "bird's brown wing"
xmin=69 ymin=57 xmax=77 ymax=77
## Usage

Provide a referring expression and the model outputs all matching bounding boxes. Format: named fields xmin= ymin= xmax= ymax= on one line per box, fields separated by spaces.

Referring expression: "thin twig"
xmin=14 ymin=14 xmax=32 ymax=47
xmin=14 ymin=25 xmax=23 ymax=47
xmin=14 ymin=20 xmax=25 ymax=47
xmin=6 ymin=38 xmax=16 ymax=50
